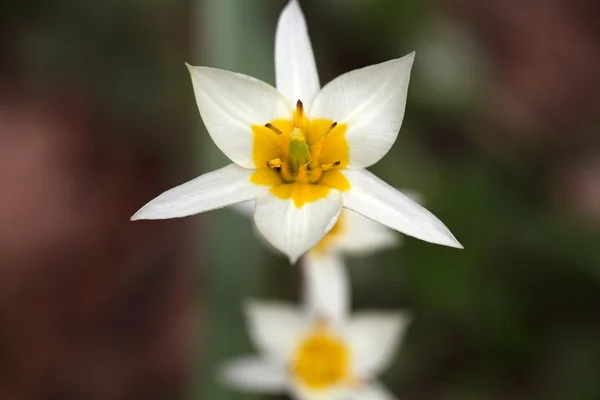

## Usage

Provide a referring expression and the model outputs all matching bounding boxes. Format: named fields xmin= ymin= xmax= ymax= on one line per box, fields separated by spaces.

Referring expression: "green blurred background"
xmin=1 ymin=0 xmax=599 ymax=399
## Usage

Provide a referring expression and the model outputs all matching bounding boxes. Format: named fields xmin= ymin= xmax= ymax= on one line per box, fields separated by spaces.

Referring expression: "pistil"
xmin=288 ymin=100 xmax=311 ymax=174
xmin=263 ymin=102 xmax=342 ymax=185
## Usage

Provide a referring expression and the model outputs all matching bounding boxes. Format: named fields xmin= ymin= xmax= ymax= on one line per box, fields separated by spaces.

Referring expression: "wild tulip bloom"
xmin=131 ymin=0 xmax=462 ymax=262
xmin=220 ymin=299 xmax=411 ymax=400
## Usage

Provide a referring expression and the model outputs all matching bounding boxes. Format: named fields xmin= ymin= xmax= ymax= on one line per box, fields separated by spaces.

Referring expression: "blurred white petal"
xmin=334 ymin=209 xmax=401 ymax=256
xmin=301 ymin=252 xmax=350 ymax=323
xmin=230 ymin=200 xmax=255 ymax=216
xmin=399 ymin=188 xmax=423 ymax=204
xmin=244 ymin=300 xmax=311 ymax=365
xmin=346 ymin=311 xmax=412 ymax=378
xmin=219 ymin=356 xmax=287 ymax=393
xmin=350 ymin=382 xmax=398 ymax=400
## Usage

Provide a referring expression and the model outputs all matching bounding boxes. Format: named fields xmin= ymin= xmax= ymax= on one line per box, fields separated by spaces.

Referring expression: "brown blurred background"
xmin=0 ymin=0 xmax=195 ymax=398
xmin=1 ymin=0 xmax=600 ymax=399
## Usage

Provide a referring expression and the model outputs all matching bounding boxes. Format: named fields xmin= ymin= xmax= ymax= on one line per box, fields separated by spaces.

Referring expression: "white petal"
xmin=254 ymin=190 xmax=343 ymax=264
xmin=244 ymin=300 xmax=311 ymax=366
xmin=131 ymin=163 xmax=266 ymax=220
xmin=310 ymin=54 xmax=415 ymax=168
xmin=350 ymin=383 xmax=398 ymax=400
xmin=301 ymin=253 xmax=350 ymax=324
xmin=341 ymin=169 xmax=462 ymax=248
xmin=346 ymin=311 xmax=412 ymax=378
xmin=275 ymin=0 xmax=320 ymax=109
xmin=187 ymin=65 xmax=293 ymax=168
xmin=219 ymin=356 xmax=287 ymax=393
xmin=334 ymin=209 xmax=401 ymax=255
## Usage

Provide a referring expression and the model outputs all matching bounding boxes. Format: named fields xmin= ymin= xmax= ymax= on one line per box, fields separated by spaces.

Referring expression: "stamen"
xmin=321 ymin=161 xmax=341 ymax=171
xmin=295 ymin=100 xmax=304 ymax=128
xmin=266 ymin=158 xmax=283 ymax=168
xmin=265 ymin=123 xmax=283 ymax=135
xmin=321 ymin=122 xmax=338 ymax=139
xmin=280 ymin=163 xmax=294 ymax=182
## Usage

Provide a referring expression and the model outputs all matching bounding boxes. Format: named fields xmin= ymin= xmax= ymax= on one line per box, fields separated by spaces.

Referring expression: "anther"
xmin=295 ymin=100 xmax=304 ymax=128
xmin=265 ymin=123 xmax=283 ymax=135
xmin=321 ymin=122 xmax=338 ymax=139
xmin=321 ymin=161 xmax=341 ymax=171
xmin=266 ymin=158 xmax=283 ymax=168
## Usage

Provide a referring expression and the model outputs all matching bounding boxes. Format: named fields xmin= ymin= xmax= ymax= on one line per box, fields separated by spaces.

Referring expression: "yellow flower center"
xmin=292 ymin=324 xmax=350 ymax=390
xmin=250 ymin=100 xmax=350 ymax=207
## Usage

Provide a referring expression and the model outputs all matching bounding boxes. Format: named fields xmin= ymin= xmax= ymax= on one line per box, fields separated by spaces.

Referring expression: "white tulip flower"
xmin=131 ymin=0 xmax=462 ymax=263
xmin=220 ymin=298 xmax=411 ymax=400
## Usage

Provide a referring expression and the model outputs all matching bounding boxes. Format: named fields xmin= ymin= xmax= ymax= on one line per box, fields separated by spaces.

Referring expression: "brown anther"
xmin=295 ymin=100 xmax=304 ymax=128
xmin=265 ymin=123 xmax=283 ymax=135
xmin=266 ymin=158 xmax=283 ymax=168
xmin=321 ymin=161 xmax=341 ymax=171
xmin=321 ymin=122 xmax=338 ymax=139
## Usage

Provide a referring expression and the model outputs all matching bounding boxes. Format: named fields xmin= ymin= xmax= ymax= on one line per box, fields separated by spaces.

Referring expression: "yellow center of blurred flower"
xmin=292 ymin=324 xmax=349 ymax=390
xmin=250 ymin=100 xmax=350 ymax=207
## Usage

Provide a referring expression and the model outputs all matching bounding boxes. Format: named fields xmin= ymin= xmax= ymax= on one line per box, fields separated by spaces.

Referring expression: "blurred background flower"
xmin=1 ymin=0 xmax=600 ymax=399
xmin=220 ymin=300 xmax=411 ymax=400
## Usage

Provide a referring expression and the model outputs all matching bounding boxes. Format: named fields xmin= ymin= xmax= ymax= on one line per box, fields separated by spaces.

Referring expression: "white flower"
xmin=130 ymin=0 xmax=462 ymax=263
xmin=220 ymin=299 xmax=411 ymax=400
